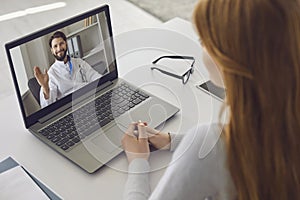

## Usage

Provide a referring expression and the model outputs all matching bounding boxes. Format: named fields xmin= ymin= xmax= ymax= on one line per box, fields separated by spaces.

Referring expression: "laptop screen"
xmin=5 ymin=5 xmax=117 ymax=128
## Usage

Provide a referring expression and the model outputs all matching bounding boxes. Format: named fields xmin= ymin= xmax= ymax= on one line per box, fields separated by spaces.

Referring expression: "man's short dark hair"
xmin=49 ymin=31 xmax=67 ymax=48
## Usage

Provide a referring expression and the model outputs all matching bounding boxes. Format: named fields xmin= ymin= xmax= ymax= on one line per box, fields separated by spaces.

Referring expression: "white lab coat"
xmin=40 ymin=57 xmax=101 ymax=108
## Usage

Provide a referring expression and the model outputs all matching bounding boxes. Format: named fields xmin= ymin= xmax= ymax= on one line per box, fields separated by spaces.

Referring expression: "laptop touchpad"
xmin=117 ymin=99 xmax=169 ymax=128
xmin=91 ymin=124 xmax=126 ymax=154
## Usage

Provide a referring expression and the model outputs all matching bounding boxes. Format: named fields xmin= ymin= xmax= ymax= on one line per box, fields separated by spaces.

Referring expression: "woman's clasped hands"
xmin=121 ymin=121 xmax=171 ymax=163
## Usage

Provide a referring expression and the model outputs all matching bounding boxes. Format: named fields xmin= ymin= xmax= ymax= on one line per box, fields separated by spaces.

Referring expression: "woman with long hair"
xmin=122 ymin=0 xmax=300 ymax=199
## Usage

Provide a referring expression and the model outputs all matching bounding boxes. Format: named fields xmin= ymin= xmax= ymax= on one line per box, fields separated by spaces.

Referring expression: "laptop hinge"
xmin=38 ymin=81 xmax=114 ymax=124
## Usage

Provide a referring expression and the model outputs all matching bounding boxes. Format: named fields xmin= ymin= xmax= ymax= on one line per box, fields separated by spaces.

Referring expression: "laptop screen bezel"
xmin=5 ymin=5 xmax=118 ymax=128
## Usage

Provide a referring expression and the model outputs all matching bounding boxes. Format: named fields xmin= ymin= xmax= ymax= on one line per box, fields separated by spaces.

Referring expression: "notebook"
xmin=0 ymin=157 xmax=62 ymax=200
xmin=5 ymin=5 xmax=179 ymax=173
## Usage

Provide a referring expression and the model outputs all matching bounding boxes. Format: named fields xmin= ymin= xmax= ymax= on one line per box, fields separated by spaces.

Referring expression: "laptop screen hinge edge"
xmin=38 ymin=81 xmax=114 ymax=124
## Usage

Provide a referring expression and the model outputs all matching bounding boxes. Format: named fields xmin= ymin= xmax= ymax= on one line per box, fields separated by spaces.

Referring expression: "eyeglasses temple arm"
xmin=152 ymin=55 xmax=195 ymax=64
xmin=151 ymin=67 xmax=183 ymax=79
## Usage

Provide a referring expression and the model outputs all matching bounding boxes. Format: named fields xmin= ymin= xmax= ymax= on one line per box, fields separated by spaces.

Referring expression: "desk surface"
xmin=0 ymin=18 xmax=223 ymax=199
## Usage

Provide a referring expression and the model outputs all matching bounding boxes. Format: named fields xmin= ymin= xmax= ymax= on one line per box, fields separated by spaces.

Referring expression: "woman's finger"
xmin=137 ymin=123 xmax=147 ymax=140
xmin=146 ymin=126 xmax=159 ymax=135
xmin=125 ymin=122 xmax=138 ymax=137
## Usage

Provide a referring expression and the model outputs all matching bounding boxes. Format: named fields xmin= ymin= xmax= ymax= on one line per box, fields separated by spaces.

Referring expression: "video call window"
xmin=9 ymin=12 xmax=114 ymax=116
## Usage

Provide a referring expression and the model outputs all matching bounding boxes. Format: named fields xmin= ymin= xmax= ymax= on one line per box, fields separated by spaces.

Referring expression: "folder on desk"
xmin=0 ymin=157 xmax=62 ymax=200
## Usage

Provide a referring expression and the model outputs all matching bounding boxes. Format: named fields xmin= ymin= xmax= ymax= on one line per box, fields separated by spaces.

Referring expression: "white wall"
xmin=10 ymin=47 xmax=28 ymax=95
xmin=22 ymin=37 xmax=52 ymax=79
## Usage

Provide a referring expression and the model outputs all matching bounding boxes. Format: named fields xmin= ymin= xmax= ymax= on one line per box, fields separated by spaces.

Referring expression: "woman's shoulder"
xmin=175 ymin=123 xmax=225 ymax=159
xmin=193 ymin=123 xmax=225 ymax=159
xmin=152 ymin=124 xmax=234 ymax=200
xmin=170 ymin=123 xmax=227 ymax=172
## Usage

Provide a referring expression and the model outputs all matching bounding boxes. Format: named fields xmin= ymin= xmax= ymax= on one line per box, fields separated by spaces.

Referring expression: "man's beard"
xmin=53 ymin=49 xmax=67 ymax=61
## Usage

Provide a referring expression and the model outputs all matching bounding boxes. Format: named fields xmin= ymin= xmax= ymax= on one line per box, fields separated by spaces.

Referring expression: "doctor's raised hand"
xmin=33 ymin=66 xmax=50 ymax=99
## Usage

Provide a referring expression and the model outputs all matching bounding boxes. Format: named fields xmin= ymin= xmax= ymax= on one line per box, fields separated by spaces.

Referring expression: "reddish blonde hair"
xmin=193 ymin=0 xmax=300 ymax=199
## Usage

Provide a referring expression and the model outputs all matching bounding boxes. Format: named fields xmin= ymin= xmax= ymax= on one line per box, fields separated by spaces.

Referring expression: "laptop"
xmin=5 ymin=5 xmax=179 ymax=173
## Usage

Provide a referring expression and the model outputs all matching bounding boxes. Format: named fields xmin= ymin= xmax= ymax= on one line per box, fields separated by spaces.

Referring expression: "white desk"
xmin=0 ymin=18 xmax=223 ymax=199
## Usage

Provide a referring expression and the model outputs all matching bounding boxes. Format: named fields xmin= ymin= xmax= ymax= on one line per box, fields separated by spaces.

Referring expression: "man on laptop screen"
xmin=34 ymin=31 xmax=101 ymax=108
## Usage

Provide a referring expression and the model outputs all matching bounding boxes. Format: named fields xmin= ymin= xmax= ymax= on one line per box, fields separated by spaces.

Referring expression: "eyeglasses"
xmin=151 ymin=55 xmax=195 ymax=84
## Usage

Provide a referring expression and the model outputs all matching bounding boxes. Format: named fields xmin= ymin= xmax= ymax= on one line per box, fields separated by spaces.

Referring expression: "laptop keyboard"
xmin=38 ymin=83 xmax=149 ymax=151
